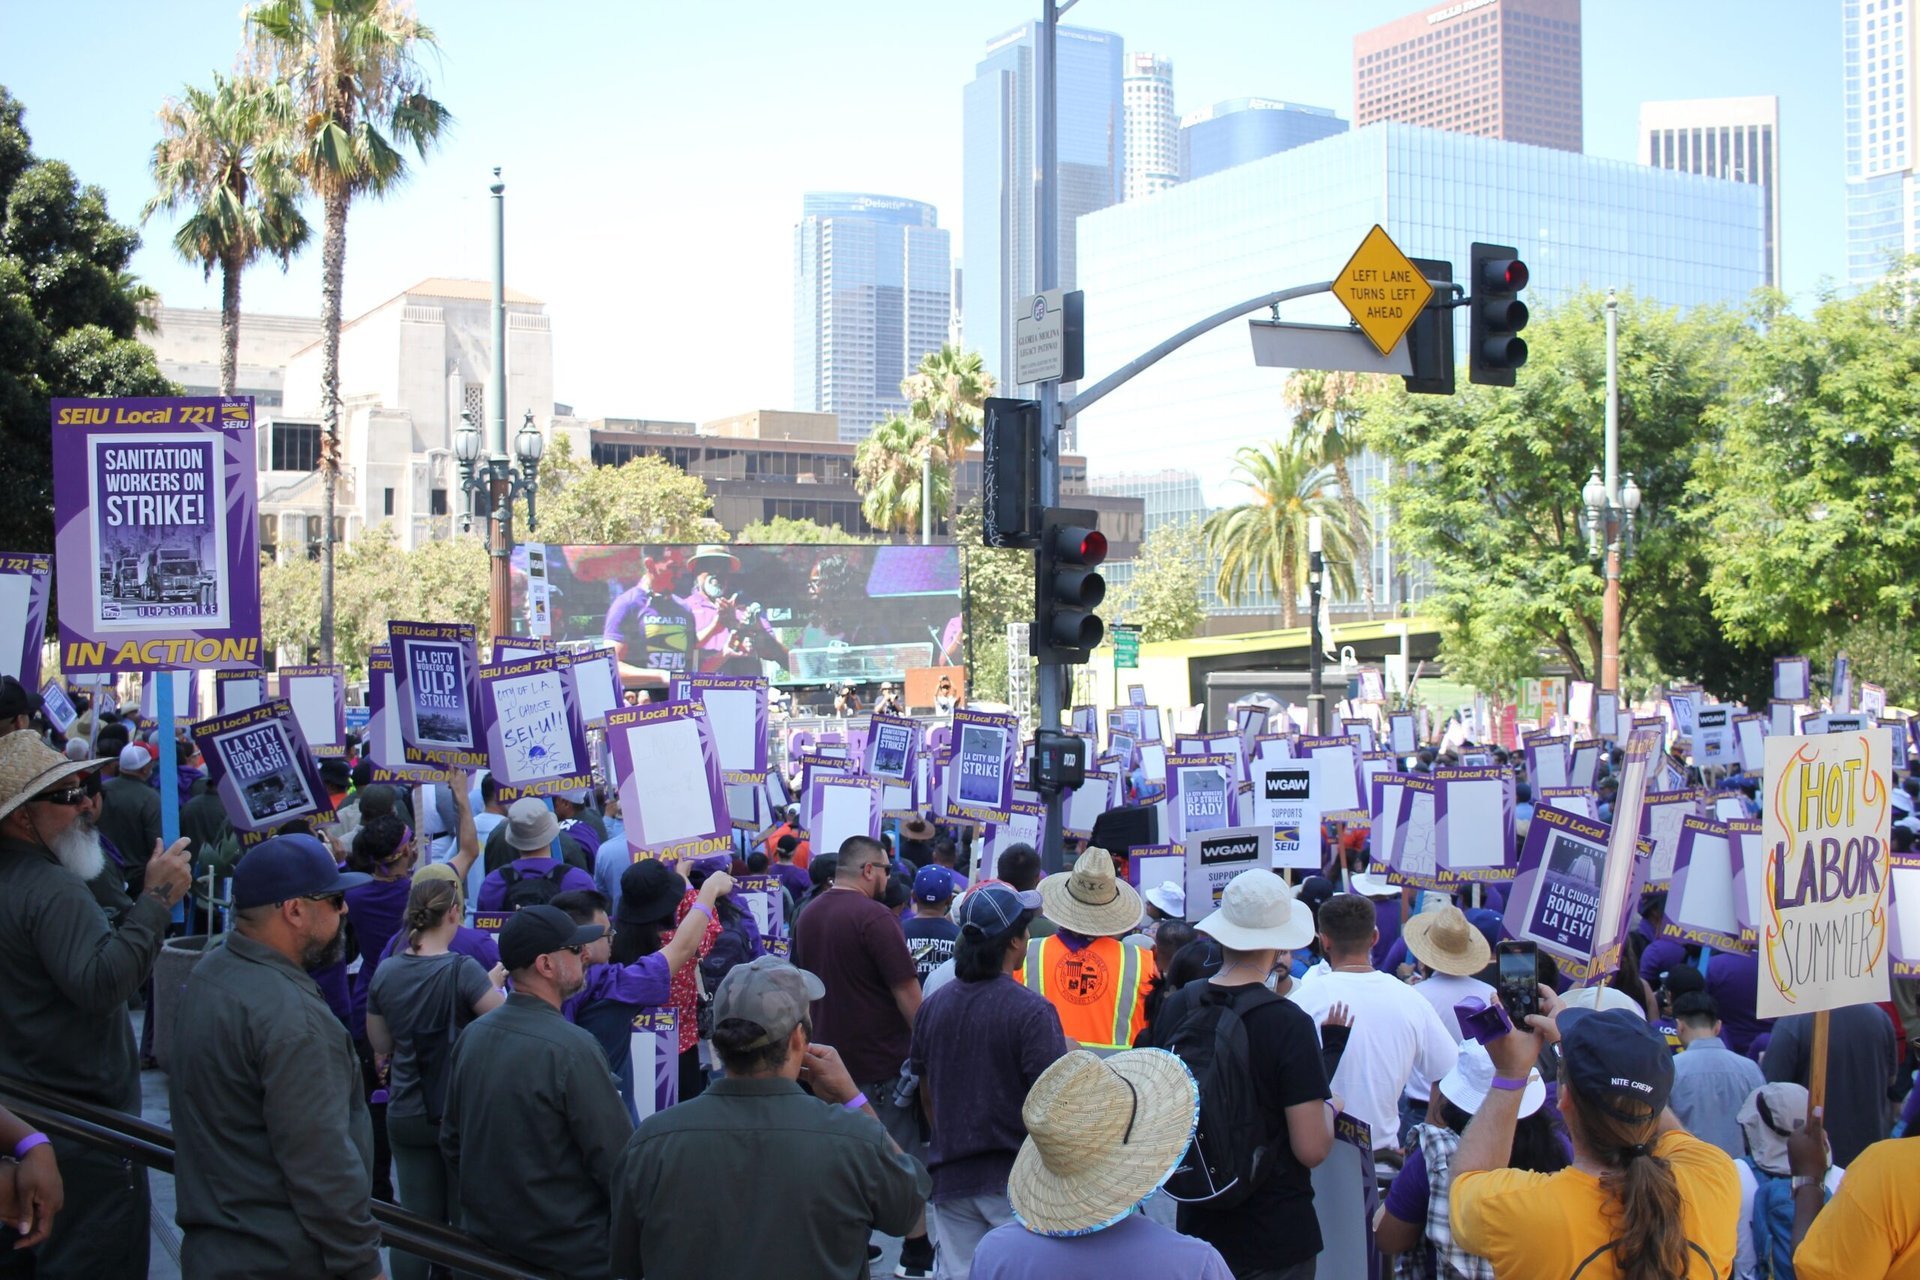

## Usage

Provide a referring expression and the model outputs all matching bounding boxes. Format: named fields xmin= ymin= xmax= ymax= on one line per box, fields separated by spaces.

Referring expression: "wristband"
xmin=11 ymin=1133 xmax=49 ymax=1160
xmin=687 ymin=902 xmax=715 ymax=925
xmin=842 ymin=1092 xmax=869 ymax=1112
xmin=1489 ymin=1075 xmax=1530 ymax=1092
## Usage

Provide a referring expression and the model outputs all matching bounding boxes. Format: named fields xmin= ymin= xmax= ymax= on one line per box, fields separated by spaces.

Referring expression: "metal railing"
xmin=0 ymin=1076 xmax=547 ymax=1280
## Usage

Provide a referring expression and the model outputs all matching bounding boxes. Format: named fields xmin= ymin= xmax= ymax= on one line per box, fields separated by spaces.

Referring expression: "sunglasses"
xmin=301 ymin=892 xmax=346 ymax=910
xmin=32 ymin=787 xmax=88 ymax=806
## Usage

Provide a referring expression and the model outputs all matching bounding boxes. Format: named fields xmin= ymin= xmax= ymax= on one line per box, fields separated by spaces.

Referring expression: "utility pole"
xmin=1308 ymin=515 xmax=1327 ymax=734
xmin=1600 ymin=288 xmax=1621 ymax=693
xmin=1035 ymin=0 xmax=1068 ymax=869
xmin=488 ymin=170 xmax=511 ymax=641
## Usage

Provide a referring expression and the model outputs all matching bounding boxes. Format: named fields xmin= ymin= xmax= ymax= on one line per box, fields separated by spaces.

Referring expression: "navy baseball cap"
xmin=499 ymin=904 xmax=605 ymax=971
xmin=957 ymin=882 xmax=1042 ymax=937
xmin=913 ymin=865 xmax=956 ymax=903
xmin=1557 ymin=1006 xmax=1674 ymax=1122
xmin=231 ymin=834 xmax=371 ymax=910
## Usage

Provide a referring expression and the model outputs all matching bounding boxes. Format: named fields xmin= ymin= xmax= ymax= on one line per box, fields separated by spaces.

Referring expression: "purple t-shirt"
xmin=475 ymin=858 xmax=598 ymax=913
xmin=1383 ymin=1144 xmax=1431 ymax=1223
xmin=770 ymin=862 xmax=811 ymax=902
xmin=602 ymin=585 xmax=696 ymax=674
xmin=1704 ymin=948 xmax=1771 ymax=1054
xmin=1371 ymin=894 xmax=1404 ymax=970
xmin=345 ymin=875 xmax=413 ymax=1040
xmin=1637 ymin=933 xmax=1689 ymax=986
xmin=970 ymin=1214 xmax=1233 ymax=1280
xmin=907 ymin=974 xmax=1068 ymax=1201
xmin=378 ymin=923 xmax=501 ymax=972
xmin=561 ymin=952 xmax=672 ymax=1023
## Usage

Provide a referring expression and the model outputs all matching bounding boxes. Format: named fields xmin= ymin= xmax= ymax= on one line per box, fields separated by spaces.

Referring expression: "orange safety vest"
xmin=1017 ymin=935 xmax=1155 ymax=1053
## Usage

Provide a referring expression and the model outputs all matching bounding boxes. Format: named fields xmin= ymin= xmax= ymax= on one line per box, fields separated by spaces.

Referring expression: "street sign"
xmin=1113 ymin=624 xmax=1140 ymax=669
xmin=1330 ymin=225 xmax=1434 ymax=356
xmin=1248 ymin=320 xmax=1413 ymax=374
xmin=1015 ymin=289 xmax=1085 ymax=385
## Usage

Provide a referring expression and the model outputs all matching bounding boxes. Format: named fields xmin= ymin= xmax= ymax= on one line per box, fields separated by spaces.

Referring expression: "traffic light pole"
xmin=1036 ymin=1 xmax=1068 ymax=871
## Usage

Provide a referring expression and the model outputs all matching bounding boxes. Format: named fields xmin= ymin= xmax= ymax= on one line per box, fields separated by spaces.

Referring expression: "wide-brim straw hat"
xmin=688 ymin=544 xmax=740 ymax=574
xmin=0 ymin=730 xmax=107 ymax=823
xmin=1039 ymin=846 xmax=1144 ymax=937
xmin=1008 ymin=1048 xmax=1198 ymax=1236
xmin=1402 ymin=903 xmax=1493 ymax=976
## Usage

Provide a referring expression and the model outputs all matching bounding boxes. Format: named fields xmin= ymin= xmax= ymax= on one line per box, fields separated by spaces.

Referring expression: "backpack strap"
xmin=1569 ymin=1238 xmax=1719 ymax=1280
xmin=501 ymin=865 xmax=522 ymax=886
xmin=544 ymin=862 xmax=570 ymax=885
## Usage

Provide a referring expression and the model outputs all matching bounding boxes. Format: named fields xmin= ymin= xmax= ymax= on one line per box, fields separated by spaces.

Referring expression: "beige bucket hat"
xmin=1038 ymin=846 xmax=1144 ymax=938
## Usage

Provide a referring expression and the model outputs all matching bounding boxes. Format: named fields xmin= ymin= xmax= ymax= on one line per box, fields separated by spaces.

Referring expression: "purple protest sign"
xmin=192 ymin=699 xmax=335 ymax=846
xmin=1663 ymin=816 xmax=1747 ymax=953
xmin=689 ymin=672 xmax=770 ymax=783
xmin=1433 ymin=765 xmax=1515 ymax=881
xmin=214 ymin=668 xmax=266 ymax=714
xmin=629 ymin=1009 xmax=681 ymax=1119
xmin=946 ymin=709 xmax=1017 ymax=825
xmin=566 ymin=647 xmax=622 ymax=730
xmin=1889 ymin=850 xmax=1920 ymax=978
xmin=863 ymin=713 xmax=919 ymax=785
xmin=277 ymin=664 xmax=345 ymax=758
xmin=390 ymin=621 xmax=484 ymax=769
xmin=52 ymin=397 xmax=260 ymax=674
xmin=490 ymin=634 xmax=555 ymax=664
xmin=0 ymin=552 xmax=50 ymax=690
xmin=364 ymin=646 xmax=446 ymax=784
xmin=480 ymin=653 xmax=591 ymax=799
xmin=605 ymin=700 xmax=730 ymax=862
xmin=1505 ymin=804 xmax=1649 ymax=979
xmin=1727 ymin=818 xmax=1765 ymax=947
xmin=807 ymin=772 xmax=884 ymax=855
xmin=1166 ymin=752 xmax=1238 ymax=847
xmin=1383 ymin=773 xmax=1444 ymax=890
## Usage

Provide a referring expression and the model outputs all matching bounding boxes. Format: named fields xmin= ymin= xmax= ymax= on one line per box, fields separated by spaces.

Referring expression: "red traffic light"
xmin=1076 ymin=529 xmax=1107 ymax=563
xmin=1051 ymin=523 xmax=1106 ymax=566
xmin=1478 ymin=256 xmax=1528 ymax=292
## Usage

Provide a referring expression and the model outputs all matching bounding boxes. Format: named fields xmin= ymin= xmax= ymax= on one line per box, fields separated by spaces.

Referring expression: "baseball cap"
xmin=1557 ymin=1006 xmax=1674 ymax=1121
xmin=0 ymin=676 xmax=42 ymax=721
xmin=118 ymin=742 xmax=154 ymax=772
xmin=956 ymin=882 xmax=1042 ymax=937
xmin=498 ymin=904 xmax=605 ymax=971
xmin=555 ymin=786 xmax=591 ymax=805
xmin=711 ymin=955 xmax=825 ymax=1049
xmin=913 ymin=865 xmax=956 ymax=903
xmin=231 ymin=834 xmax=372 ymax=910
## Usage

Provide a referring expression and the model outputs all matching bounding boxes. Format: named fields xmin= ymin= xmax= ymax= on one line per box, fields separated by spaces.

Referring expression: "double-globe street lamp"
xmin=454 ymin=407 xmax=545 ymax=638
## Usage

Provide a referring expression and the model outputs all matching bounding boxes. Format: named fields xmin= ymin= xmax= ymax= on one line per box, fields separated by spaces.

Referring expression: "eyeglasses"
xmin=31 ymin=787 xmax=88 ymax=806
xmin=560 ymin=944 xmax=586 ymax=957
xmin=302 ymin=893 xmax=346 ymax=910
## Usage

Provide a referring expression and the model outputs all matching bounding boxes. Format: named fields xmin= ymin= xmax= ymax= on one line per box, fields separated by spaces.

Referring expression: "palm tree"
xmin=143 ymin=74 xmax=311 ymax=397
xmin=247 ymin=0 xmax=451 ymax=665
xmin=855 ymin=415 xmax=949 ymax=542
xmin=1203 ymin=436 xmax=1361 ymax=629
xmin=1285 ymin=368 xmax=1380 ymax=610
xmin=902 ymin=343 xmax=994 ymax=521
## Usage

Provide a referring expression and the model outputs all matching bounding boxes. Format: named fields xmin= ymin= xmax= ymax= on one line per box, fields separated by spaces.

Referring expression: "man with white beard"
xmin=0 ymin=729 xmax=191 ymax=1276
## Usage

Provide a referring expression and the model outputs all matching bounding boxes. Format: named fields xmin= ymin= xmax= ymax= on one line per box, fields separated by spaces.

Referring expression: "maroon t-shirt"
xmin=790 ymin=886 xmax=918 ymax=1086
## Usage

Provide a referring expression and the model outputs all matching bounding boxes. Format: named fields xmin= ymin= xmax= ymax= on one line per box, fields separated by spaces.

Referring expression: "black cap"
xmin=1558 ymin=1007 xmax=1674 ymax=1122
xmin=499 ymin=904 xmax=604 ymax=971
xmin=0 ymin=676 xmax=42 ymax=721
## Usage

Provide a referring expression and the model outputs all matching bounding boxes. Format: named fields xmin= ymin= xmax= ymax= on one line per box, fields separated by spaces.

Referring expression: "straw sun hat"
xmin=1038 ymin=846 xmax=1144 ymax=938
xmin=1008 ymin=1048 xmax=1199 ymax=1236
xmin=1401 ymin=903 xmax=1493 ymax=977
xmin=0 ymin=730 xmax=106 ymax=823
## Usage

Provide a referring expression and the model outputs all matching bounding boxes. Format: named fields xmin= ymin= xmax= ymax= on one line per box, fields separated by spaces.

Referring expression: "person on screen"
xmin=934 ymin=676 xmax=958 ymax=714
xmin=601 ymin=548 xmax=695 ymax=682
xmin=686 ymin=545 xmax=790 ymax=675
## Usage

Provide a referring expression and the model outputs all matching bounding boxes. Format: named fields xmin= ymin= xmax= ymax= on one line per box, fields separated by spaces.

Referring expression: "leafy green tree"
xmin=1286 ymin=368 xmax=1384 ymax=609
xmin=0 ymin=86 xmax=176 ymax=553
xmin=1359 ymin=291 xmax=1740 ymax=694
xmin=247 ymin=0 xmax=451 ymax=664
xmin=516 ymin=432 xmax=717 ymax=544
xmin=735 ymin=516 xmax=874 ymax=544
xmin=854 ymin=414 xmax=947 ymax=541
xmin=1203 ymin=437 xmax=1359 ymax=629
xmin=1108 ymin=519 xmax=1205 ymax=643
xmin=143 ymin=73 xmax=311 ymax=397
xmin=952 ymin=497 xmax=1032 ymax=705
xmin=902 ymin=343 xmax=994 ymax=520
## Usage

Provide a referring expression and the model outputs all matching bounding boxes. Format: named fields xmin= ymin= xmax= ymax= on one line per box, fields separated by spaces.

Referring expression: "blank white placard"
xmin=1066 ymin=776 xmax=1109 ymax=834
xmin=1140 ymin=742 xmax=1168 ymax=783
xmin=573 ymin=655 xmax=618 ymax=725
xmin=1569 ymin=745 xmax=1600 ymax=789
xmin=220 ymin=678 xmax=264 ymax=713
xmin=630 ymin=1027 xmax=658 ymax=1120
xmin=1674 ymin=828 xmax=1740 ymax=937
xmin=702 ymin=688 xmax=758 ymax=774
xmin=725 ymin=783 xmax=758 ymax=827
xmin=1442 ymin=779 xmax=1505 ymax=869
xmin=1733 ymin=829 xmax=1766 ymax=933
xmin=374 ymin=671 xmax=405 ymax=764
xmin=1890 ymin=867 xmax=1920 ymax=968
xmin=1775 ymin=660 xmax=1811 ymax=702
xmin=1738 ymin=720 xmax=1766 ymax=772
xmin=1531 ymin=746 xmax=1569 ymax=789
xmin=625 ymin=718 xmax=717 ymax=846
xmin=1310 ymin=746 xmax=1360 ymax=814
xmin=1389 ymin=714 xmax=1417 ymax=755
xmin=817 ymin=783 xmax=875 ymax=854
xmin=287 ymin=675 xmax=339 ymax=748
xmin=0 ymin=574 xmax=27 ymax=678
xmin=1714 ymin=796 xmax=1747 ymax=822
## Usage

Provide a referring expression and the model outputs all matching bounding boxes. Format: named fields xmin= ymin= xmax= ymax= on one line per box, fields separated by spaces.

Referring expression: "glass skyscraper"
xmin=1843 ymin=0 xmax=1915 ymax=290
xmin=1180 ymin=99 xmax=1349 ymax=182
xmin=962 ymin=21 xmax=1124 ymax=426
xmin=792 ymin=193 xmax=951 ymax=442
xmin=1075 ymin=123 xmax=1765 ymax=613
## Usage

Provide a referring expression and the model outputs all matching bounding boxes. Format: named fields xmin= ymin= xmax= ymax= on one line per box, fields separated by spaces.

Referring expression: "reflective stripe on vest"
xmin=1020 ymin=936 xmax=1144 ymax=1053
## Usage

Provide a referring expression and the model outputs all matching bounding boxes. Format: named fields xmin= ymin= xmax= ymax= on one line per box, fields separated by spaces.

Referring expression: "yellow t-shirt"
xmin=1451 ymin=1129 xmax=1738 ymax=1279
xmin=1795 ymin=1137 xmax=1920 ymax=1280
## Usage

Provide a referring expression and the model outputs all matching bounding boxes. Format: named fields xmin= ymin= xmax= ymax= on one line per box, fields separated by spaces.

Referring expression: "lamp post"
xmin=1308 ymin=514 xmax=1327 ymax=734
xmin=455 ymin=408 xmax=544 ymax=639
xmin=1583 ymin=294 xmax=1642 ymax=693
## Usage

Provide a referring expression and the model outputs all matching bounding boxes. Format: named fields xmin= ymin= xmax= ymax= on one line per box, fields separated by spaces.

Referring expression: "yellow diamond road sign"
xmin=1331 ymin=225 xmax=1434 ymax=356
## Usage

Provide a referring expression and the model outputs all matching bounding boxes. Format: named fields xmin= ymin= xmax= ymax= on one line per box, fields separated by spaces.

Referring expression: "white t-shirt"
xmin=463 ymin=812 xmax=507 ymax=922
xmin=1404 ymin=970 xmax=1494 ymax=1102
xmin=1289 ymin=968 xmax=1458 ymax=1149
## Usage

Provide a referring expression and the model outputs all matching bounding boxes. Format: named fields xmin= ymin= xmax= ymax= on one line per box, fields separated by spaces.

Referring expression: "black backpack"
xmin=1160 ymin=983 xmax=1280 ymax=1208
xmin=498 ymin=862 xmax=571 ymax=911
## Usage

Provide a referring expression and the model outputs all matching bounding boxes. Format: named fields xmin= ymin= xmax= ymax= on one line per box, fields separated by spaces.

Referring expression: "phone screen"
xmin=1497 ymin=943 xmax=1539 ymax=1021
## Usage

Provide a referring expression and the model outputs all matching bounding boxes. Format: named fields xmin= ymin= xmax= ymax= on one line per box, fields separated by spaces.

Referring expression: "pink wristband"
xmin=1489 ymin=1075 xmax=1530 ymax=1092
xmin=11 ymin=1133 xmax=49 ymax=1159
xmin=842 ymin=1092 xmax=869 ymax=1112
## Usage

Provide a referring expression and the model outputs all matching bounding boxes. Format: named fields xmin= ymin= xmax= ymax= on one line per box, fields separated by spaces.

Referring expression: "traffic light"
xmin=1403 ymin=256 xmax=1455 ymax=396
xmin=1468 ymin=242 xmax=1529 ymax=386
xmin=1034 ymin=506 xmax=1106 ymax=664
xmin=981 ymin=398 xmax=1042 ymax=548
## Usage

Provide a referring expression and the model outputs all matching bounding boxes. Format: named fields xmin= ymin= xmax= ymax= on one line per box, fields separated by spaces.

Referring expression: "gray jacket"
xmin=169 ymin=931 xmax=380 ymax=1280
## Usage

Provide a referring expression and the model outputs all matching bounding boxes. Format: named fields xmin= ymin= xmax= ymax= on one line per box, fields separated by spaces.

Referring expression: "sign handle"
xmin=156 ymin=674 xmax=180 ymax=845
xmin=1808 ymin=1008 xmax=1831 ymax=1116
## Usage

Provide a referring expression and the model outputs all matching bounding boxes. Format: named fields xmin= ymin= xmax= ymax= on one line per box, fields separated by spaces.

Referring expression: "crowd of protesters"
xmin=0 ymin=678 xmax=1916 ymax=1279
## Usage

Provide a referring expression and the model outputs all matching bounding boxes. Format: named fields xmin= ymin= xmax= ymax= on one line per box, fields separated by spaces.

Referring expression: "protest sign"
xmin=1694 ymin=705 xmax=1736 ymax=767
xmin=1257 ymin=760 xmax=1321 ymax=872
xmin=1568 ymin=680 xmax=1594 ymax=728
xmin=192 ymin=700 xmax=334 ymax=845
xmin=52 ymin=396 xmax=260 ymax=674
xmin=1736 ymin=714 xmax=1768 ymax=773
xmin=807 ymin=773 xmax=884 ymax=856
xmin=1568 ymin=740 xmax=1601 ymax=789
xmin=1434 ymin=765 xmax=1514 ymax=881
xmin=390 ymin=622 xmax=484 ymax=769
xmin=1829 ymin=654 xmax=1852 ymax=713
xmin=945 ymin=709 xmax=1017 ymax=825
xmin=863 ymin=713 xmax=919 ymax=784
xmin=1166 ymin=753 xmax=1238 ymax=847
xmin=1525 ymin=734 xmax=1570 ymax=788
xmin=1889 ymin=848 xmax=1920 ymax=978
xmin=606 ymin=700 xmax=730 ymax=862
xmin=1822 ymin=713 xmax=1867 ymax=734
xmin=215 ymin=669 xmax=265 ymax=714
xmin=1756 ymin=728 xmax=1894 ymax=1018
xmin=1342 ymin=718 xmax=1377 ymax=754
xmin=138 ymin=670 xmax=196 ymax=728
xmin=1774 ymin=657 xmax=1811 ymax=703
xmin=1128 ymin=683 xmax=1147 ymax=708
xmin=1664 ymin=816 xmax=1746 ymax=952
xmin=1770 ymin=700 xmax=1799 ymax=737
xmin=1063 ymin=770 xmax=1113 ymax=838
xmin=1071 ymin=704 xmax=1097 ymax=734
xmin=1184 ymin=824 xmax=1273 ymax=915
xmin=364 ymin=647 xmax=444 ymax=783
xmin=1506 ymin=805 xmax=1647 ymax=977
xmin=730 ymin=872 xmax=791 ymax=956
xmin=629 ymin=1009 xmax=681 ymax=1120
xmin=984 ymin=800 xmax=1046 ymax=869
xmin=1384 ymin=773 xmax=1443 ymax=890
xmin=1311 ymin=1113 xmax=1379 ymax=1280
xmin=567 ymin=647 xmax=622 ymax=730
xmin=1594 ymin=691 xmax=1619 ymax=740
xmin=1859 ymin=683 xmax=1887 ymax=717
xmin=1642 ymin=790 xmax=1703 ymax=885
xmin=690 ymin=672 xmax=770 ymax=784
xmin=1301 ymin=735 xmax=1364 ymax=818
xmin=480 ymin=653 xmax=591 ymax=797
xmin=1138 ymin=739 xmax=1168 ymax=784
xmin=0 ymin=552 xmax=49 ymax=691
xmin=38 ymin=680 xmax=78 ymax=735
xmin=1537 ymin=786 xmax=1597 ymax=821
xmin=1728 ymin=818 xmax=1766 ymax=947
xmin=1387 ymin=711 xmax=1417 ymax=756
xmin=278 ymin=664 xmax=345 ymax=758
xmin=491 ymin=634 xmax=554 ymax=664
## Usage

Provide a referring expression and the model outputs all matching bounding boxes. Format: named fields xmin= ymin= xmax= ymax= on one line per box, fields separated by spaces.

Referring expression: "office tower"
xmin=1640 ymin=97 xmax=1781 ymax=287
xmin=1844 ymin=0 xmax=1915 ymax=289
xmin=1354 ymin=0 xmax=1583 ymax=153
xmin=1124 ymin=53 xmax=1178 ymax=201
xmin=1180 ymin=98 xmax=1349 ymax=182
xmin=793 ymin=193 xmax=952 ymax=443
xmin=963 ymin=20 xmax=1125 ymax=414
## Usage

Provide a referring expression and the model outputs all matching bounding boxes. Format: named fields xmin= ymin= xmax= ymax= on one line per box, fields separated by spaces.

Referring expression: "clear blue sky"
xmin=2 ymin=0 xmax=1842 ymax=428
